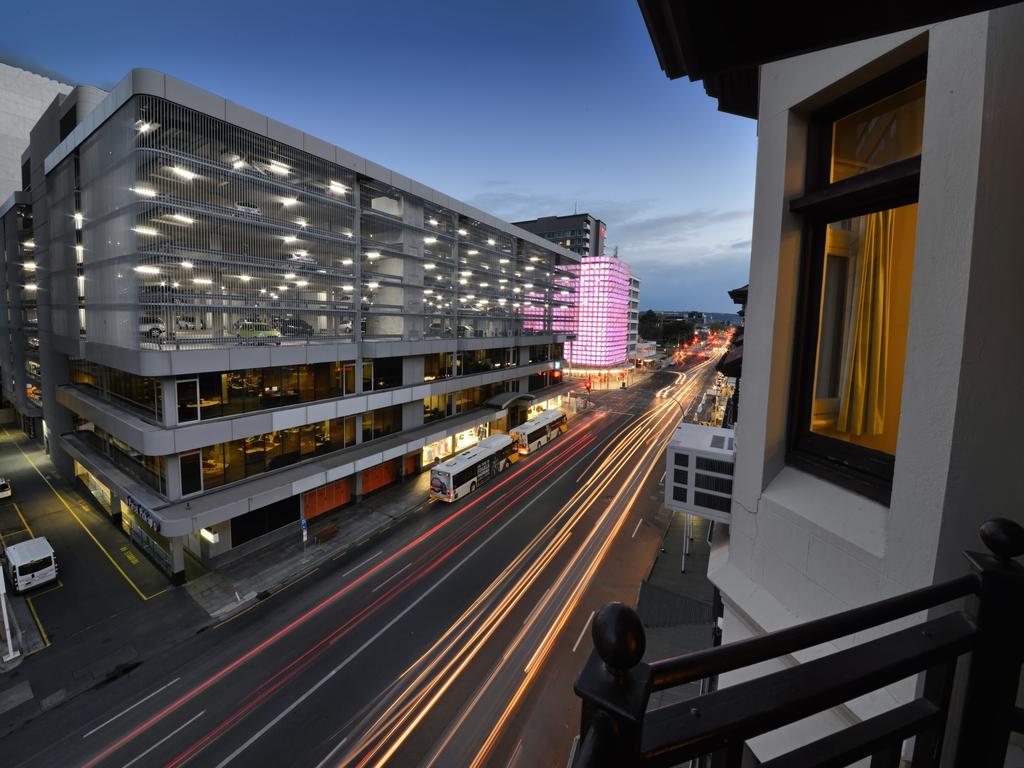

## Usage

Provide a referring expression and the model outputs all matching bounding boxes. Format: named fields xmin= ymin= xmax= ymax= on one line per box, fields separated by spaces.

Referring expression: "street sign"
xmin=300 ymin=518 xmax=308 ymax=530
xmin=302 ymin=528 xmax=308 ymax=543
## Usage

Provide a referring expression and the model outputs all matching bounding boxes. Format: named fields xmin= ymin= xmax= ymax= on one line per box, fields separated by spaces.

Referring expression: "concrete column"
xmin=170 ymin=536 xmax=185 ymax=585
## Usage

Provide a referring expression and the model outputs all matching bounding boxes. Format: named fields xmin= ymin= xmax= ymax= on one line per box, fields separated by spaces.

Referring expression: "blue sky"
xmin=1 ymin=0 xmax=756 ymax=311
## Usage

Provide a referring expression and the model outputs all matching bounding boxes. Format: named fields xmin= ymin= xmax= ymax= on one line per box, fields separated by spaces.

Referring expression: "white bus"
xmin=2 ymin=536 xmax=59 ymax=593
xmin=429 ymin=434 xmax=519 ymax=502
xmin=510 ymin=409 xmax=568 ymax=455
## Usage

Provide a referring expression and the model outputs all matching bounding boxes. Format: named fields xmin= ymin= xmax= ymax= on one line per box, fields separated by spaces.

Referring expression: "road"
xmin=2 ymin=358 xmax=720 ymax=768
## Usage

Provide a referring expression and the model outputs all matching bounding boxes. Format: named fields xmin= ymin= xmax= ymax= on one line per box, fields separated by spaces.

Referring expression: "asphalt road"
xmin=1 ymin=359 xmax=720 ymax=768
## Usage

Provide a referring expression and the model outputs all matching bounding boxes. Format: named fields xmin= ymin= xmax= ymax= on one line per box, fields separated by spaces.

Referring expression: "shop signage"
xmin=126 ymin=495 xmax=162 ymax=533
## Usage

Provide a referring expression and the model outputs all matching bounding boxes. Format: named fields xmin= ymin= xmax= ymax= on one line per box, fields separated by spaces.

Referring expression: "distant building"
xmin=0 ymin=62 xmax=71 ymax=201
xmin=628 ymin=274 xmax=641 ymax=360
xmin=512 ymin=212 xmax=605 ymax=257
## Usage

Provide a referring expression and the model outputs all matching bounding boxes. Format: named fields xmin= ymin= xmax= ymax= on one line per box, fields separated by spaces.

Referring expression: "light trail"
xmin=159 ymin=431 xmax=601 ymax=768
xmin=334 ymin=378 xmax=696 ymax=766
xmin=84 ymin=415 xmax=604 ymax=768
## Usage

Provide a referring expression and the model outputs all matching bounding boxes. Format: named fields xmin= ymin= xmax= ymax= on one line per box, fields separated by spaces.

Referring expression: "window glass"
xmin=181 ymin=451 xmax=202 ymax=495
xmin=202 ymin=444 xmax=224 ymax=489
xmin=810 ymin=204 xmax=917 ymax=455
xmin=199 ymin=373 xmax=222 ymax=419
xmin=177 ymin=380 xmax=199 ymax=423
xmin=830 ymin=81 xmax=925 ymax=183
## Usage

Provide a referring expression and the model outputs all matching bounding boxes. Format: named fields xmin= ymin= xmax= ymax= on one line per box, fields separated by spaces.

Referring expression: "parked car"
xmin=2 ymin=536 xmax=58 ymax=593
xmin=176 ymin=315 xmax=206 ymax=331
xmin=234 ymin=202 xmax=262 ymax=216
xmin=288 ymin=252 xmax=316 ymax=265
xmin=456 ymin=324 xmax=476 ymax=338
xmin=139 ymin=315 xmax=166 ymax=338
xmin=0 ymin=477 xmax=11 ymax=499
xmin=235 ymin=320 xmax=281 ymax=343
xmin=277 ymin=317 xmax=313 ymax=337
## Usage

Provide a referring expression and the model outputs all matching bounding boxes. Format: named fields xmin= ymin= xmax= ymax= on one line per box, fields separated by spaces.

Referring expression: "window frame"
xmin=786 ymin=57 xmax=926 ymax=505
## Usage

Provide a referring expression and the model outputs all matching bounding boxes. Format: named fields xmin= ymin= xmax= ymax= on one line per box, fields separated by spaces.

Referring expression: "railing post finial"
xmin=978 ymin=517 xmax=1024 ymax=562
xmin=592 ymin=602 xmax=646 ymax=678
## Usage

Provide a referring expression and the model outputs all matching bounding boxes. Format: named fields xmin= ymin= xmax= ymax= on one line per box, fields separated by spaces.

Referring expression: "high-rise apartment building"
xmin=564 ymin=255 xmax=630 ymax=368
xmin=512 ymin=212 xmax=605 ymax=257
xmin=1 ymin=69 xmax=577 ymax=583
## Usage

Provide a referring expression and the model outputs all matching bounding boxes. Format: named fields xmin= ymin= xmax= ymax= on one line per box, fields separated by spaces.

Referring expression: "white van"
xmin=3 ymin=537 xmax=58 ymax=593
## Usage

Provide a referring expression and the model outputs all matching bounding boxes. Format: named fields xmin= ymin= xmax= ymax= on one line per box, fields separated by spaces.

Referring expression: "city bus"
xmin=429 ymin=434 xmax=518 ymax=502
xmin=509 ymin=409 xmax=568 ymax=455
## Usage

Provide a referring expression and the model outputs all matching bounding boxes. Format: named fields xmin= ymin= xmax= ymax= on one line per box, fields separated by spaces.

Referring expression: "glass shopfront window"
xmin=422 ymin=435 xmax=453 ymax=465
xmin=527 ymin=395 xmax=564 ymax=420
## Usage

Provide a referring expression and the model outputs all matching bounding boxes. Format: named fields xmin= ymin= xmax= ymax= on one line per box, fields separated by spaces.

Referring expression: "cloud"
xmin=466 ymin=182 xmax=753 ymax=310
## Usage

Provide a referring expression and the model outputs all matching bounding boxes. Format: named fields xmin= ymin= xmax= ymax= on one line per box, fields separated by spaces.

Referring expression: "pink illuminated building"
xmin=564 ymin=256 xmax=631 ymax=368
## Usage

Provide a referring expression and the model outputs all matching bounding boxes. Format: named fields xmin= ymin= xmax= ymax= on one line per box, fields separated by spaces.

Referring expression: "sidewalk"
xmin=638 ymin=509 xmax=718 ymax=709
xmin=186 ymin=471 xmax=433 ymax=619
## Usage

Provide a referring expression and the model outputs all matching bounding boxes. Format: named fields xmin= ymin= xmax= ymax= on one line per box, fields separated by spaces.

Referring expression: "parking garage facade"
xmin=19 ymin=70 xmax=577 ymax=582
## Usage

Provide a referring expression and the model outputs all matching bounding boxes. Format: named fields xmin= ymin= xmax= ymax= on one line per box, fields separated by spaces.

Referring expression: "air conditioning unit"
xmin=664 ymin=423 xmax=735 ymax=524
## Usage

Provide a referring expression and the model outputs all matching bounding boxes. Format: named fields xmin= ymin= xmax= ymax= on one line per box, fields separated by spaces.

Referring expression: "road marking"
xmin=0 ymin=425 xmax=154 ymax=601
xmin=212 ymin=567 xmax=320 ymax=630
xmin=506 ymin=739 xmax=523 ymax=768
xmin=13 ymin=502 xmax=35 ymax=537
xmin=572 ymin=610 xmax=595 ymax=653
xmin=82 ymin=677 xmax=182 ymax=738
xmin=214 ymin=434 xmax=611 ymax=768
xmin=338 ymin=549 xmax=383 ymax=571
xmin=312 ymin=737 xmax=348 ymax=768
xmin=28 ymin=578 xmax=63 ymax=598
xmin=24 ymin=595 xmax=49 ymax=647
xmin=371 ymin=562 xmax=411 ymax=593
xmin=119 ymin=709 xmax=205 ymax=768
xmin=120 ymin=545 xmax=141 ymax=566
xmin=631 ymin=519 xmax=643 ymax=539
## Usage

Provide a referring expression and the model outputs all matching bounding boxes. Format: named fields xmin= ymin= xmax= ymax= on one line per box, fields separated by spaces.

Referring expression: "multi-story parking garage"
xmin=7 ymin=69 xmax=576 ymax=582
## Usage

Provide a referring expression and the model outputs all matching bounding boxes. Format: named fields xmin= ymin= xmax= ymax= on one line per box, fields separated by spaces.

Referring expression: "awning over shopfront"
xmin=485 ymin=391 xmax=535 ymax=410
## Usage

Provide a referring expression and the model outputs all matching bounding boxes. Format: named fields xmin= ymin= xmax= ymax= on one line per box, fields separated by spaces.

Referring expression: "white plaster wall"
xmin=0 ymin=63 xmax=71 ymax=200
xmin=708 ymin=8 xmax=1023 ymax=758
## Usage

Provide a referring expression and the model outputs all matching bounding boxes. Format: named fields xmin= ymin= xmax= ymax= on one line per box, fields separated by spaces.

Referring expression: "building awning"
xmin=485 ymin=392 xmax=535 ymax=409
xmin=636 ymin=1 xmax=1013 ymax=117
xmin=728 ymin=284 xmax=748 ymax=306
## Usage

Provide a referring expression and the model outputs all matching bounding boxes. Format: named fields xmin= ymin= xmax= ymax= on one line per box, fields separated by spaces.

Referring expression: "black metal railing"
xmin=572 ymin=518 xmax=1024 ymax=767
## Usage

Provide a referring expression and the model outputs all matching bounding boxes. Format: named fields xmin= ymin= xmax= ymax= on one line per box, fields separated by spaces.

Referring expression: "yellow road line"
xmin=0 ymin=425 xmax=156 ymax=601
xmin=13 ymin=502 xmax=35 ymax=538
xmin=25 ymin=595 xmax=50 ymax=647
xmin=213 ymin=566 xmax=319 ymax=629
xmin=28 ymin=579 xmax=64 ymax=599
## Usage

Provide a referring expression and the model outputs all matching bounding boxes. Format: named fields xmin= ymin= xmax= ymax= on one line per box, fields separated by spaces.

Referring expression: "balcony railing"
xmin=572 ymin=518 xmax=1024 ymax=767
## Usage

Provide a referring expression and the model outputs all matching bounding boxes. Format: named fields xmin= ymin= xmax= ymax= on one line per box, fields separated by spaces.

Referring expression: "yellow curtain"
xmin=837 ymin=210 xmax=894 ymax=436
